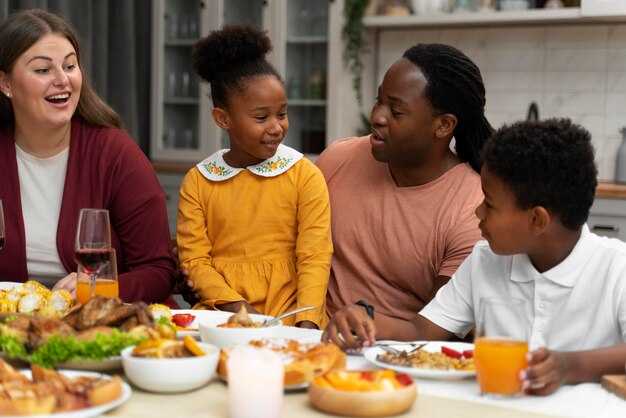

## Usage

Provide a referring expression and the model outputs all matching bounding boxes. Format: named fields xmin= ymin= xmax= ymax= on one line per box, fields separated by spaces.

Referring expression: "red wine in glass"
xmin=74 ymin=248 xmax=111 ymax=274
xmin=0 ymin=236 xmax=4 ymax=250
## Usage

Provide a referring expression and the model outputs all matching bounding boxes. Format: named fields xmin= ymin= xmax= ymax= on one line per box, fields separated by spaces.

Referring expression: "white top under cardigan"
xmin=16 ymin=144 xmax=69 ymax=285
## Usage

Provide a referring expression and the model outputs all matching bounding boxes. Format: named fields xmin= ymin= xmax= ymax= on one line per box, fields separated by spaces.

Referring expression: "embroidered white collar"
xmin=196 ymin=144 xmax=303 ymax=181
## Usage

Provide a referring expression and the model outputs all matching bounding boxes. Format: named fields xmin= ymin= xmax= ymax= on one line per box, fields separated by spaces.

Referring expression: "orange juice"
xmin=474 ymin=337 xmax=528 ymax=396
xmin=76 ymin=279 xmax=119 ymax=304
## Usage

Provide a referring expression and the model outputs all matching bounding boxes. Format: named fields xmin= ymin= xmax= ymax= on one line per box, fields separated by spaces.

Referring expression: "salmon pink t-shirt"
xmin=317 ymin=136 xmax=483 ymax=320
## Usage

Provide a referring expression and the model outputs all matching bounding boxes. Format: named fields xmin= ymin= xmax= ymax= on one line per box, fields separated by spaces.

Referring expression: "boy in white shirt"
xmin=324 ymin=118 xmax=626 ymax=395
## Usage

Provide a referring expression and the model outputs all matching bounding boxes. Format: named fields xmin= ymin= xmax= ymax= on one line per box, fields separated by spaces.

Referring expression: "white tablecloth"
xmin=346 ymin=354 xmax=626 ymax=418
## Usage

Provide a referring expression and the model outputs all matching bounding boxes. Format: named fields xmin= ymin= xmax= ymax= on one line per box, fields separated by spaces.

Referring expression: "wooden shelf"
xmin=362 ymin=8 xmax=626 ymax=29
xmin=597 ymin=182 xmax=626 ymax=199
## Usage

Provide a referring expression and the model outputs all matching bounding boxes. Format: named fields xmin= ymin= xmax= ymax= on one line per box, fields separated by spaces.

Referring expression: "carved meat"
xmin=27 ymin=318 xmax=76 ymax=352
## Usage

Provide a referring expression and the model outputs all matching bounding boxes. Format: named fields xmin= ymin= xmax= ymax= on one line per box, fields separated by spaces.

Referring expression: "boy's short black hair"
xmin=482 ymin=118 xmax=597 ymax=230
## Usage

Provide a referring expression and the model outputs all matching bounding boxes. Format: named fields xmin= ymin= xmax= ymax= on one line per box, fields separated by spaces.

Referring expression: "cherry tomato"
xmin=172 ymin=313 xmax=195 ymax=328
xmin=462 ymin=349 xmax=474 ymax=359
xmin=441 ymin=346 xmax=462 ymax=359
xmin=395 ymin=373 xmax=413 ymax=386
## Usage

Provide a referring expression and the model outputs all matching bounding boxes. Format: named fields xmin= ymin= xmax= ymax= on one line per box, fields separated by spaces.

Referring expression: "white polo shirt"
xmin=420 ymin=225 xmax=626 ymax=351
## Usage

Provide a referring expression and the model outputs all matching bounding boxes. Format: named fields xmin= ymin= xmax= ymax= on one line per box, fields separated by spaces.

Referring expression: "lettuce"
xmin=1 ymin=330 xmax=146 ymax=369
xmin=0 ymin=335 xmax=28 ymax=359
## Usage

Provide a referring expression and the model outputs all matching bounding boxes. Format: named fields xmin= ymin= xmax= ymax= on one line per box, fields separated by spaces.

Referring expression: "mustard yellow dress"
xmin=177 ymin=145 xmax=332 ymax=327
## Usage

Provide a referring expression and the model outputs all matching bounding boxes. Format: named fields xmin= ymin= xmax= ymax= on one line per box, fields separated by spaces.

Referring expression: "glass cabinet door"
xmin=283 ymin=0 xmax=330 ymax=155
xmin=162 ymin=0 xmax=200 ymax=151
xmin=219 ymin=0 xmax=264 ymax=149
xmin=151 ymin=0 xmax=210 ymax=162
xmin=223 ymin=0 xmax=263 ymax=26
xmin=151 ymin=0 xmax=332 ymax=162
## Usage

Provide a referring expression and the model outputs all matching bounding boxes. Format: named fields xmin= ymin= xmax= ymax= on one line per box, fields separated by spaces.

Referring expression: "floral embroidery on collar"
xmin=196 ymin=144 xmax=303 ymax=181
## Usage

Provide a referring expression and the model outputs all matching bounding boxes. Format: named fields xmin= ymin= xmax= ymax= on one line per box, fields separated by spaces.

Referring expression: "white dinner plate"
xmin=56 ymin=356 xmax=122 ymax=372
xmin=0 ymin=281 xmax=21 ymax=291
xmin=363 ymin=341 xmax=476 ymax=381
xmin=4 ymin=369 xmax=131 ymax=418
xmin=171 ymin=309 xmax=225 ymax=339
xmin=171 ymin=309 xmax=323 ymax=343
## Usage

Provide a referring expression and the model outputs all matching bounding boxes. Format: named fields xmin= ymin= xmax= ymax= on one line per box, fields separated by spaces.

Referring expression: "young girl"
xmin=176 ymin=24 xmax=332 ymax=329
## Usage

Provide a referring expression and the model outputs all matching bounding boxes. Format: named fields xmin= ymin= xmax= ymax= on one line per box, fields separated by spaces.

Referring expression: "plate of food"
xmin=56 ymin=356 xmax=122 ymax=372
xmin=0 ymin=297 xmax=175 ymax=370
xmin=166 ymin=309 xmax=225 ymax=339
xmin=0 ymin=281 xmax=21 ymax=291
xmin=0 ymin=361 xmax=131 ymax=418
xmin=363 ymin=341 xmax=475 ymax=380
xmin=218 ymin=339 xmax=346 ymax=391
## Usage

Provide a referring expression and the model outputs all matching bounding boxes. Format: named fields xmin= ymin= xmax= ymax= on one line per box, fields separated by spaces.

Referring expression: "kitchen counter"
xmin=152 ymin=162 xmax=626 ymax=199
xmin=596 ymin=182 xmax=626 ymax=199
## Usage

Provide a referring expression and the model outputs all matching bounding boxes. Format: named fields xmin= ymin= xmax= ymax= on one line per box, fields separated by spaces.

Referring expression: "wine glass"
xmin=0 ymin=199 xmax=5 ymax=250
xmin=74 ymin=208 xmax=112 ymax=303
xmin=76 ymin=248 xmax=119 ymax=304
xmin=474 ymin=297 xmax=529 ymax=398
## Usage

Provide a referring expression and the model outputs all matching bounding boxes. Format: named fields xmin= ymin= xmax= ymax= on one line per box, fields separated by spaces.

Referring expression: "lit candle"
xmin=228 ymin=345 xmax=284 ymax=418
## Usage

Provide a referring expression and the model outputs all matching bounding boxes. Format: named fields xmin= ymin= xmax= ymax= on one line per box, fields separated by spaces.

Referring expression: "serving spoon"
xmin=262 ymin=305 xmax=316 ymax=327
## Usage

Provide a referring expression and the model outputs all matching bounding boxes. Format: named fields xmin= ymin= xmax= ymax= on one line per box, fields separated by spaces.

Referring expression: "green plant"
xmin=357 ymin=110 xmax=371 ymax=137
xmin=342 ymin=0 xmax=371 ymax=107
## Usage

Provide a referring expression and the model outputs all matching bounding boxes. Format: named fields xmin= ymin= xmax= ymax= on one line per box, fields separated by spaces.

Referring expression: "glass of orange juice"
xmin=474 ymin=297 xmax=528 ymax=398
xmin=76 ymin=248 xmax=119 ymax=304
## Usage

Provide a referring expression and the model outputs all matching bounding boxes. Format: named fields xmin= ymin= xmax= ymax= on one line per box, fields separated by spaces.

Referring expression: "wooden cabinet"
xmin=151 ymin=0 xmax=341 ymax=163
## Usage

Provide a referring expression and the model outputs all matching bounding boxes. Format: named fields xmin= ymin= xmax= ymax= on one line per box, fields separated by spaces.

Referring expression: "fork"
xmin=373 ymin=341 xmax=429 ymax=356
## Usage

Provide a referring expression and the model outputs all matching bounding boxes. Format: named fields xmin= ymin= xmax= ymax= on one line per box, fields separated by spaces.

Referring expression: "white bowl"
xmin=198 ymin=312 xmax=282 ymax=348
xmin=121 ymin=342 xmax=218 ymax=393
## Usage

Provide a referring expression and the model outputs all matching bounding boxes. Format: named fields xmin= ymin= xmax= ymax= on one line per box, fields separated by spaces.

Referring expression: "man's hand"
xmin=521 ymin=347 xmax=571 ymax=396
xmin=322 ymin=304 xmax=376 ymax=351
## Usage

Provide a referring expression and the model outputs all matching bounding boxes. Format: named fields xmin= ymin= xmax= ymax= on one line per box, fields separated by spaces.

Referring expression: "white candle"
xmin=228 ymin=345 xmax=284 ymax=418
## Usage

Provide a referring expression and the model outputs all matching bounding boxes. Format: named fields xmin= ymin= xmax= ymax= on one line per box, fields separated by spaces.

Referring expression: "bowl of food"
xmin=308 ymin=370 xmax=417 ymax=417
xmin=198 ymin=307 xmax=282 ymax=348
xmin=121 ymin=336 xmax=218 ymax=393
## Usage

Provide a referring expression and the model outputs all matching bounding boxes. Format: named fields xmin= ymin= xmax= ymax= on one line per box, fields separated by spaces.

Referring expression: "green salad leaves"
xmin=0 ymin=329 xmax=145 ymax=369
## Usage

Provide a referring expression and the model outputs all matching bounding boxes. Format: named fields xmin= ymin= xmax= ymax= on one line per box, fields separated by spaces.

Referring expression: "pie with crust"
xmin=217 ymin=338 xmax=346 ymax=386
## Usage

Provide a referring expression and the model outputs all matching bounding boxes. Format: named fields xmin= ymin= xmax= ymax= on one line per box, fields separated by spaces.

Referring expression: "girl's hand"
xmin=217 ymin=300 xmax=259 ymax=315
xmin=172 ymin=246 xmax=200 ymax=305
xmin=296 ymin=320 xmax=318 ymax=329
xmin=521 ymin=347 xmax=571 ymax=396
xmin=174 ymin=270 xmax=200 ymax=306
xmin=52 ymin=273 xmax=78 ymax=297
xmin=322 ymin=304 xmax=376 ymax=351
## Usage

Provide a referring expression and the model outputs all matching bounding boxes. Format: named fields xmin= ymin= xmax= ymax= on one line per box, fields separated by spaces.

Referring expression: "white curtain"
xmin=0 ymin=0 xmax=152 ymax=153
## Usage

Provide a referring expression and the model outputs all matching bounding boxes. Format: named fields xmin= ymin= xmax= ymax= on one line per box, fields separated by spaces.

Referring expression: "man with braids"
xmin=317 ymin=43 xmax=493 ymax=321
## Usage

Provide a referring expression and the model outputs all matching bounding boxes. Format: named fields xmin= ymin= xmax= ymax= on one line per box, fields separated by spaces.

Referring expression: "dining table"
xmin=101 ymin=346 xmax=626 ymax=418
xmin=102 ymin=376 xmax=557 ymax=418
